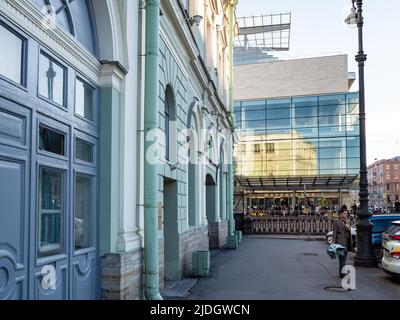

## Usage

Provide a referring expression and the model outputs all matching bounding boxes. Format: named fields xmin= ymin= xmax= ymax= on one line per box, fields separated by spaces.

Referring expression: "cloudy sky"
xmin=236 ymin=0 xmax=400 ymax=164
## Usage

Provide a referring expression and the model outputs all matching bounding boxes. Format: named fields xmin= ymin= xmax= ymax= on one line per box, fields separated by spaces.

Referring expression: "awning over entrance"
xmin=235 ymin=175 xmax=359 ymax=191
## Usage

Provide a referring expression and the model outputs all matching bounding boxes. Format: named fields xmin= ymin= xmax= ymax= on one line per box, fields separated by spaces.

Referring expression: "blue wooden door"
xmin=0 ymin=20 xmax=99 ymax=300
xmin=0 ymin=99 xmax=31 ymax=300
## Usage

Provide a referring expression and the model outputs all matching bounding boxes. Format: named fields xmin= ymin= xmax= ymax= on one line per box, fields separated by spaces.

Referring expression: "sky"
xmin=236 ymin=0 xmax=400 ymax=165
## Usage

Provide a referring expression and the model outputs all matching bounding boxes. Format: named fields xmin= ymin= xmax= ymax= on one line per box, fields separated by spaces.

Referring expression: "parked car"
xmin=369 ymin=214 xmax=400 ymax=247
xmin=381 ymin=221 xmax=400 ymax=278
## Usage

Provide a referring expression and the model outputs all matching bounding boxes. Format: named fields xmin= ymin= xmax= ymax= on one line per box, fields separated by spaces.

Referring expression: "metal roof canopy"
xmin=234 ymin=13 xmax=292 ymax=51
xmin=235 ymin=175 xmax=359 ymax=191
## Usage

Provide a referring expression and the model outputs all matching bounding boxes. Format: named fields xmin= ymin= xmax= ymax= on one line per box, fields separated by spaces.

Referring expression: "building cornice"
xmin=99 ymin=62 xmax=126 ymax=92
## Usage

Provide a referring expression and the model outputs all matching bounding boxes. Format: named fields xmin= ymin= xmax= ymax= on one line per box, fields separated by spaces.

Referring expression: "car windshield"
xmin=387 ymin=224 xmax=400 ymax=236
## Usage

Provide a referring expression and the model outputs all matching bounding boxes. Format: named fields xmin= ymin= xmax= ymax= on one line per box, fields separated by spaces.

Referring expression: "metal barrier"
xmin=244 ymin=216 xmax=357 ymax=235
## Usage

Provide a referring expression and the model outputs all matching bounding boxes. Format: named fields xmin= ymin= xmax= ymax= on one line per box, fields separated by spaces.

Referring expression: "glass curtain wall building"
xmin=232 ymin=18 xmax=359 ymax=214
xmin=233 ymin=92 xmax=360 ymax=212
xmin=234 ymin=92 xmax=360 ymax=177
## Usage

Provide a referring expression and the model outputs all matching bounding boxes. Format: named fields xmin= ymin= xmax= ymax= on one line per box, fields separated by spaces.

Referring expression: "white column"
xmin=116 ymin=0 xmax=142 ymax=252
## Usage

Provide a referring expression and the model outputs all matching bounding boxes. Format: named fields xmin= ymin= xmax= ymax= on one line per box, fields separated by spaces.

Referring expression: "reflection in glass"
xmin=319 ymin=115 xmax=346 ymax=127
xmin=39 ymin=126 xmax=65 ymax=156
xmin=234 ymin=93 xmax=360 ymax=178
xmin=75 ymin=174 xmax=92 ymax=250
xmin=319 ymin=138 xmax=346 ymax=149
xmin=293 ymin=96 xmax=318 ymax=108
xmin=242 ymin=100 xmax=265 ymax=112
xmin=319 ymin=126 xmax=346 ymax=137
xmin=0 ymin=24 xmax=22 ymax=84
xmin=39 ymin=53 xmax=65 ymax=106
xmin=267 ymin=118 xmax=290 ymax=130
xmin=347 ymin=158 xmax=360 ymax=170
xmin=294 ymin=116 xmax=318 ymax=129
xmin=38 ymin=168 xmax=63 ymax=258
xmin=347 ymin=146 xmax=360 ymax=159
xmin=319 ymin=104 xmax=345 ymax=117
xmin=75 ymin=78 xmax=94 ymax=121
xmin=76 ymin=139 xmax=93 ymax=163
xmin=347 ymin=136 xmax=360 ymax=147
xmin=295 ymin=127 xmax=319 ymax=139
xmin=294 ymin=106 xmax=318 ymax=119
xmin=234 ymin=102 xmax=242 ymax=123
xmin=320 ymin=158 xmax=346 ymax=172
xmin=268 ymin=107 xmax=290 ymax=120
xmin=244 ymin=120 xmax=265 ymax=130
xmin=267 ymin=98 xmax=291 ymax=110
xmin=319 ymin=94 xmax=346 ymax=106
xmin=244 ymin=109 xmax=265 ymax=122
xmin=319 ymin=147 xmax=346 ymax=159
xmin=346 ymin=92 xmax=359 ymax=104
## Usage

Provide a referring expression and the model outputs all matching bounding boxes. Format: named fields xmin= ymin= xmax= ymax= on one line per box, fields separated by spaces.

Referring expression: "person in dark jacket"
xmin=332 ymin=210 xmax=352 ymax=278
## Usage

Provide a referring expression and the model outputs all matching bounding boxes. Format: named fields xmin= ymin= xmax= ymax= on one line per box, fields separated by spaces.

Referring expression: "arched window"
xmin=164 ymin=85 xmax=176 ymax=162
xmin=188 ymin=113 xmax=199 ymax=227
xmin=31 ymin=0 xmax=96 ymax=55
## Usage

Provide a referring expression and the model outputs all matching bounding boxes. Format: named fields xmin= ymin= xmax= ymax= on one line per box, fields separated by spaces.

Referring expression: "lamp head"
xmin=345 ymin=2 xmax=358 ymax=26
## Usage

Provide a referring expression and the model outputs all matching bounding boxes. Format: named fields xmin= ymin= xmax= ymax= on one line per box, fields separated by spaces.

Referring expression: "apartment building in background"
xmin=368 ymin=157 xmax=400 ymax=208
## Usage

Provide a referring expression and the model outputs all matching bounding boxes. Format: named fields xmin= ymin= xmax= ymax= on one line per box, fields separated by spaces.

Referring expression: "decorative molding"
xmin=99 ymin=63 xmax=125 ymax=91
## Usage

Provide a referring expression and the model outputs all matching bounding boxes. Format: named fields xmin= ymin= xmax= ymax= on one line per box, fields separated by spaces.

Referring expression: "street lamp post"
xmin=346 ymin=0 xmax=378 ymax=267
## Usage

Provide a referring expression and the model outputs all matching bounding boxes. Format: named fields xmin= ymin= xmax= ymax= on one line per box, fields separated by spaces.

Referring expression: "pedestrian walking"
xmin=332 ymin=210 xmax=352 ymax=278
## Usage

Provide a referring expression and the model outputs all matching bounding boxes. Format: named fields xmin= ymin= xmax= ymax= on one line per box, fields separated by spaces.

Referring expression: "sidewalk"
xmin=182 ymin=236 xmax=400 ymax=300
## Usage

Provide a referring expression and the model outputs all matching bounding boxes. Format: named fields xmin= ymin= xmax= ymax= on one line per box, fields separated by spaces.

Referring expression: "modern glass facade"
xmin=234 ymin=92 xmax=360 ymax=177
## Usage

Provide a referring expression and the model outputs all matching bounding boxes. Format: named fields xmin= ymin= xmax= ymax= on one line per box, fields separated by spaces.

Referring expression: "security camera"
xmin=188 ymin=15 xmax=203 ymax=27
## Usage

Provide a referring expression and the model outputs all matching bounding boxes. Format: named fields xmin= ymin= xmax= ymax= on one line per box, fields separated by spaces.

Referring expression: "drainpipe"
xmin=226 ymin=0 xmax=239 ymax=249
xmin=144 ymin=0 xmax=162 ymax=300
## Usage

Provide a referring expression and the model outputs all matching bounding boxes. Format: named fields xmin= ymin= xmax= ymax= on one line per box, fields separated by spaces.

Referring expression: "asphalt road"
xmin=184 ymin=235 xmax=400 ymax=300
